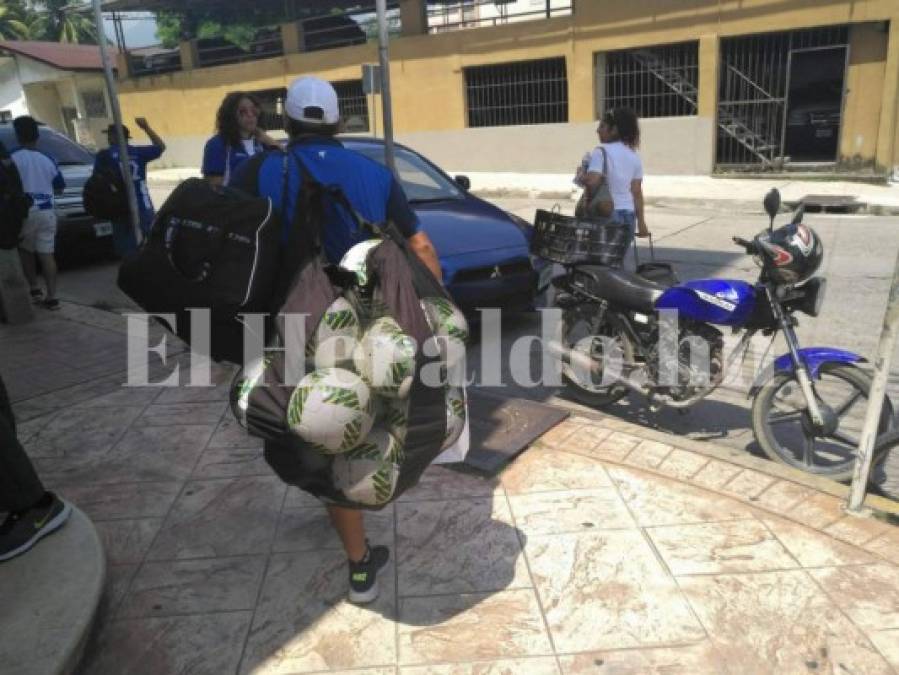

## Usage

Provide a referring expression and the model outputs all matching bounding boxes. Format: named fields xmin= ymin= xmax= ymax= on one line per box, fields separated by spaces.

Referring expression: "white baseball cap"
xmin=285 ymin=76 xmax=340 ymax=125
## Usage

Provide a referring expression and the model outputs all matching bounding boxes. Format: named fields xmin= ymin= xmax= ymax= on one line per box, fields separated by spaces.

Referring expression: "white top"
xmin=587 ymin=141 xmax=643 ymax=212
xmin=241 ymin=139 xmax=258 ymax=156
xmin=10 ymin=148 xmax=62 ymax=211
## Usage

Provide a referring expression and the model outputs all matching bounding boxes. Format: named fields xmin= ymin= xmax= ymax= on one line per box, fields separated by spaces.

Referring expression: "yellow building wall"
xmin=841 ymin=22 xmax=888 ymax=168
xmin=118 ymin=0 xmax=899 ymax=173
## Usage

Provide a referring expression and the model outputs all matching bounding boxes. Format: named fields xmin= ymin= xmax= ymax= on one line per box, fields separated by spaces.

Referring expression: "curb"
xmin=542 ymin=407 xmax=899 ymax=519
xmin=0 ymin=506 xmax=107 ymax=675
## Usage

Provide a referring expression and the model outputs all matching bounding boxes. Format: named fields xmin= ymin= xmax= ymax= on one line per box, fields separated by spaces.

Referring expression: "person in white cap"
xmin=232 ymin=75 xmax=441 ymax=605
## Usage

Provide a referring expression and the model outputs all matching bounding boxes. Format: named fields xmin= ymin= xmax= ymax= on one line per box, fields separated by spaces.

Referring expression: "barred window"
xmin=333 ymin=80 xmax=369 ymax=133
xmin=81 ymin=90 xmax=108 ymax=119
xmin=465 ymin=57 xmax=568 ymax=127
xmin=602 ymin=42 xmax=698 ymax=118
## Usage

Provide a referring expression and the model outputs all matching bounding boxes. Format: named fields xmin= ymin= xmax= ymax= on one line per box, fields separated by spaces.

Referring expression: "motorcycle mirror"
xmin=763 ymin=188 xmax=781 ymax=231
xmin=791 ymin=203 xmax=805 ymax=226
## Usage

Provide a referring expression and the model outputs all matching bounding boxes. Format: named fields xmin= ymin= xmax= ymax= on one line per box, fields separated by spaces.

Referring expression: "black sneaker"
xmin=348 ymin=542 xmax=390 ymax=605
xmin=0 ymin=493 xmax=72 ymax=562
xmin=41 ymin=298 xmax=60 ymax=311
xmin=29 ymin=288 xmax=44 ymax=304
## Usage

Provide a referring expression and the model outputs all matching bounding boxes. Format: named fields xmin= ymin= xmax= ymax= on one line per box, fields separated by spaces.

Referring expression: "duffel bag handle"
xmin=163 ymin=216 xmax=227 ymax=283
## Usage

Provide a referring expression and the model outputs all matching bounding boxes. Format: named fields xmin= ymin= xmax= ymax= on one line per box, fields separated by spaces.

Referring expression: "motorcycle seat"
xmin=570 ymin=265 xmax=666 ymax=313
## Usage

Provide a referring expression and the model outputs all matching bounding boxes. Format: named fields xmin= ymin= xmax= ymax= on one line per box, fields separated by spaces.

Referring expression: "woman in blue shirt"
xmin=202 ymin=92 xmax=277 ymax=187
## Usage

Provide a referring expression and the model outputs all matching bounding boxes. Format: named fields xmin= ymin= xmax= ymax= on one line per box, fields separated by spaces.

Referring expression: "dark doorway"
xmin=784 ymin=46 xmax=847 ymax=162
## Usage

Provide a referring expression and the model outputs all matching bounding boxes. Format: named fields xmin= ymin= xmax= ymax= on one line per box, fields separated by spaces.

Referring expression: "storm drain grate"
xmin=786 ymin=195 xmax=866 ymax=214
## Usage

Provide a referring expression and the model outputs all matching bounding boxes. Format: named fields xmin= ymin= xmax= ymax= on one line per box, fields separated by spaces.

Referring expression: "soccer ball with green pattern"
xmin=442 ymin=386 xmax=467 ymax=450
xmin=353 ymin=316 xmax=417 ymax=399
xmin=339 ymin=239 xmax=382 ymax=287
xmin=229 ymin=357 xmax=269 ymax=428
xmin=377 ymin=395 xmax=410 ymax=444
xmin=306 ymin=297 xmax=362 ymax=368
xmin=286 ymin=367 xmax=374 ymax=454
xmin=421 ymin=297 xmax=469 ymax=368
xmin=332 ymin=428 xmax=404 ymax=506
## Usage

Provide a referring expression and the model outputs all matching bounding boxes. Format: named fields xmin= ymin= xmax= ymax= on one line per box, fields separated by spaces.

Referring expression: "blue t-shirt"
xmin=202 ymin=135 xmax=263 ymax=187
xmin=232 ymin=138 xmax=419 ymax=264
xmin=94 ymin=144 xmax=163 ymax=213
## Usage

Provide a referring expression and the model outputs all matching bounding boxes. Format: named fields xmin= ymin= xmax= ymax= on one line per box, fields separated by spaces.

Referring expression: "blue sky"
xmin=105 ymin=12 xmax=159 ymax=49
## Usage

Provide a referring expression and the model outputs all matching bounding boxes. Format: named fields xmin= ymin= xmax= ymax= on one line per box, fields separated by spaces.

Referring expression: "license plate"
xmin=93 ymin=222 xmax=113 ymax=237
xmin=815 ymin=129 xmax=834 ymax=138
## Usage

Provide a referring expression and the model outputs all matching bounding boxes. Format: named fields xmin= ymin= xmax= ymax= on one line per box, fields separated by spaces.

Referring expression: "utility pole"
xmin=847 ymin=248 xmax=899 ymax=512
xmin=375 ymin=0 xmax=396 ymax=176
xmin=91 ymin=0 xmax=141 ymax=244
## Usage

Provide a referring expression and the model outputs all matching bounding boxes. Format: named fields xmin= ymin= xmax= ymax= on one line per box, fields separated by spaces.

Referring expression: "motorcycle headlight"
xmin=795 ymin=277 xmax=826 ymax=317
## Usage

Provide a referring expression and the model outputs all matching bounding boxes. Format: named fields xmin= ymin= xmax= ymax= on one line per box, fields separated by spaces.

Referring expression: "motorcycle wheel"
xmin=751 ymin=363 xmax=894 ymax=482
xmin=560 ymin=304 xmax=634 ymax=408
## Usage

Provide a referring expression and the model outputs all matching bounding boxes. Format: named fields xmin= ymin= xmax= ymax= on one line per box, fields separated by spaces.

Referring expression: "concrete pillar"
xmin=698 ymin=34 xmax=720 ymax=173
xmin=115 ymin=50 xmax=133 ymax=79
xmin=281 ymin=20 xmax=305 ymax=54
xmin=179 ymin=39 xmax=200 ymax=71
xmin=399 ymin=0 xmax=428 ymax=37
xmin=876 ymin=20 xmax=899 ymax=176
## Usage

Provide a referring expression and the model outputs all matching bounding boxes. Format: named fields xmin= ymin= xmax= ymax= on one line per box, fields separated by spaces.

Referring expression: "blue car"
xmin=342 ymin=138 xmax=544 ymax=314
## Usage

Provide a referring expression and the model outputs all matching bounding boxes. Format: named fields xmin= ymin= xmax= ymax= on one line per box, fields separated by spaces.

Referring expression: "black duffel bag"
xmin=117 ymin=176 xmax=284 ymax=362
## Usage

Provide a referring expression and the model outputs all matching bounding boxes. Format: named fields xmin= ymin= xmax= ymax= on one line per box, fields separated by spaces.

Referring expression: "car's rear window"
xmin=0 ymin=126 xmax=92 ymax=165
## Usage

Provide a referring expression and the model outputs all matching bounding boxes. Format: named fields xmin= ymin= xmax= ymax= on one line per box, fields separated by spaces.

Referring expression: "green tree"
xmin=27 ymin=0 xmax=97 ymax=44
xmin=0 ymin=1 xmax=32 ymax=40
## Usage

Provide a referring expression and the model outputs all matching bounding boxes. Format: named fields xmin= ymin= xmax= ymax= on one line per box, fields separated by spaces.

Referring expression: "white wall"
xmin=397 ymin=117 xmax=714 ymax=175
xmin=0 ymin=58 xmax=27 ymax=119
xmin=151 ymin=116 xmax=715 ymax=176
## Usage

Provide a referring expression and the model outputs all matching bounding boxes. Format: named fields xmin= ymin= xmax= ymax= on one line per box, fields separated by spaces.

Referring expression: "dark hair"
xmin=285 ymin=116 xmax=339 ymax=139
xmin=106 ymin=124 xmax=130 ymax=139
xmin=13 ymin=116 xmax=39 ymax=144
xmin=215 ymin=91 xmax=261 ymax=148
xmin=603 ymin=108 xmax=640 ymax=149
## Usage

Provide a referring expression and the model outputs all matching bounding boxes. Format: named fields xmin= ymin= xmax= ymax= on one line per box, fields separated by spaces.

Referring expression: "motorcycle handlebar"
xmin=733 ymin=236 xmax=757 ymax=254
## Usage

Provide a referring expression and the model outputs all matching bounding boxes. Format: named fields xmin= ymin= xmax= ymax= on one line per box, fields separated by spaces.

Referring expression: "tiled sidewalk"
xmin=2 ymin=307 xmax=898 ymax=674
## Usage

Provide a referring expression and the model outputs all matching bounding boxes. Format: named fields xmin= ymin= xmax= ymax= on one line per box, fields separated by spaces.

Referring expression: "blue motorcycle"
xmin=540 ymin=189 xmax=895 ymax=483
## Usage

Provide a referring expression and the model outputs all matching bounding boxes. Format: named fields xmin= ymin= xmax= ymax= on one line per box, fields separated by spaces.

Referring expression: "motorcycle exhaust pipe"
xmin=546 ymin=340 xmax=650 ymax=398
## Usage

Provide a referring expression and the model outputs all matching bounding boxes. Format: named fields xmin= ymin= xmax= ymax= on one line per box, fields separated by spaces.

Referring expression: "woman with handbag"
xmin=580 ymin=108 xmax=650 ymax=247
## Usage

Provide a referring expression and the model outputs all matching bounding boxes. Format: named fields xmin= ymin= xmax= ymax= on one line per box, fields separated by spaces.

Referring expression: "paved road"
xmin=53 ymin=193 xmax=899 ymax=491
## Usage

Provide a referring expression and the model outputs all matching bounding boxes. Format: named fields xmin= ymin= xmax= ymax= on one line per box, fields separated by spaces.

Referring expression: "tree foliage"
xmin=0 ymin=0 xmax=98 ymax=44
xmin=154 ymin=6 xmax=356 ymax=50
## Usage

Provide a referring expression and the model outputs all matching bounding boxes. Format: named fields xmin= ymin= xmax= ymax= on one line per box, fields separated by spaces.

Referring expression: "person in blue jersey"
xmin=10 ymin=116 xmax=65 ymax=310
xmin=232 ymin=76 xmax=441 ymax=605
xmin=93 ymin=118 xmax=166 ymax=256
xmin=202 ymin=92 xmax=277 ymax=187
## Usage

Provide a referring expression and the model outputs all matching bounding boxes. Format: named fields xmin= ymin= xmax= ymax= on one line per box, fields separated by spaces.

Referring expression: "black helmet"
xmin=755 ymin=223 xmax=823 ymax=285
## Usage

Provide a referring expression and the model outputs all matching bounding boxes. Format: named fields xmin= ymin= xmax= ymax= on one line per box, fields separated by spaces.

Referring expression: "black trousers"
xmin=0 ymin=372 xmax=44 ymax=513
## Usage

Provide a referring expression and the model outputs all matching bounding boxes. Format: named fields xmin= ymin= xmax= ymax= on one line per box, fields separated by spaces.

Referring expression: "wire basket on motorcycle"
xmin=531 ymin=209 xmax=629 ymax=266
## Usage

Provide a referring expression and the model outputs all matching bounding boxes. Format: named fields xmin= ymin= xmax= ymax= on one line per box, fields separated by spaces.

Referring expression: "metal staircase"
xmin=629 ymin=49 xmax=781 ymax=166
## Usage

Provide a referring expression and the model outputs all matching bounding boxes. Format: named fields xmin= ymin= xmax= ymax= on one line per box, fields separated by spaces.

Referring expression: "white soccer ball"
xmin=443 ymin=386 xmax=467 ymax=450
xmin=339 ymin=239 xmax=382 ymax=287
xmin=307 ymin=297 xmax=362 ymax=368
xmin=421 ymin=297 xmax=469 ymax=367
xmin=229 ymin=358 xmax=269 ymax=428
xmin=332 ymin=428 xmax=404 ymax=506
xmin=286 ymin=367 xmax=374 ymax=454
xmin=378 ymin=395 xmax=410 ymax=444
xmin=353 ymin=316 xmax=416 ymax=399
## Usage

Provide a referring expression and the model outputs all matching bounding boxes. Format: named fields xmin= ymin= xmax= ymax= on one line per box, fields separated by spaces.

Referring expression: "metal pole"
xmin=375 ymin=0 xmax=396 ymax=175
xmin=847 ymin=247 xmax=899 ymax=512
xmin=91 ymin=0 xmax=141 ymax=245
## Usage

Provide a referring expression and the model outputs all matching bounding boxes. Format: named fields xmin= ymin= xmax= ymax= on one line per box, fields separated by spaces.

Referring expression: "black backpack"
xmin=83 ymin=166 xmax=129 ymax=220
xmin=0 ymin=157 xmax=32 ymax=250
xmin=117 ymin=176 xmax=285 ymax=362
